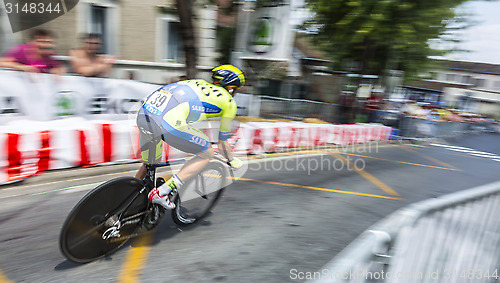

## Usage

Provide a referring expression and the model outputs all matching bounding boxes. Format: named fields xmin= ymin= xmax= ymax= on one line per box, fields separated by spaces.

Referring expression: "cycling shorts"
xmin=137 ymin=101 xmax=210 ymax=164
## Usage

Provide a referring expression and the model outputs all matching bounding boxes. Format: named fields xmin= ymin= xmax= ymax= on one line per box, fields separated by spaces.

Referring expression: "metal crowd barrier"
xmin=310 ymin=180 xmax=500 ymax=283
xmin=394 ymin=117 xmax=469 ymax=141
xmin=258 ymin=96 xmax=339 ymax=123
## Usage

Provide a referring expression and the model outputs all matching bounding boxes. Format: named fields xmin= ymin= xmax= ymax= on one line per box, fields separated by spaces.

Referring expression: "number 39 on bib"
xmin=144 ymin=90 xmax=172 ymax=115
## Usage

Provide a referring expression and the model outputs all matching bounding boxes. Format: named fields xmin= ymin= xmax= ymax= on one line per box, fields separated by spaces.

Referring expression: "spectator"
xmin=69 ymin=33 xmax=117 ymax=77
xmin=366 ymin=92 xmax=383 ymax=123
xmin=0 ymin=29 xmax=65 ymax=75
xmin=426 ymin=109 xmax=441 ymax=122
xmin=126 ymin=70 xmax=136 ymax=80
xmin=400 ymin=100 xmax=427 ymax=118
xmin=437 ymin=107 xmax=454 ymax=121
xmin=339 ymin=92 xmax=356 ymax=124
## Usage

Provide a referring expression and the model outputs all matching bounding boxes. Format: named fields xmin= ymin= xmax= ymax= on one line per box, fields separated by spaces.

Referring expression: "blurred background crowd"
xmin=0 ymin=29 xmax=115 ymax=77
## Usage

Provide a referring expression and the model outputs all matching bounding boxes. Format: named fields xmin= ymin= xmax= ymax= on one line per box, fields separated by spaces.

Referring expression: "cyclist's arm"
xmin=217 ymin=139 xmax=233 ymax=161
xmin=217 ymin=97 xmax=237 ymax=161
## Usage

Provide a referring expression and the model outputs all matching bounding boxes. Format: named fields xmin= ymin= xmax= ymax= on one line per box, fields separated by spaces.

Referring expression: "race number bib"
xmin=144 ymin=90 xmax=172 ymax=115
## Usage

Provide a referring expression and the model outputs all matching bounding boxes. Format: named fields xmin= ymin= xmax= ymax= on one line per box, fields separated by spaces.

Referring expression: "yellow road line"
xmin=247 ymin=149 xmax=330 ymax=158
xmin=330 ymin=153 xmax=402 ymax=198
xmin=337 ymin=152 xmax=461 ymax=171
xmin=0 ymin=269 xmax=14 ymax=283
xmin=116 ymin=231 xmax=155 ymax=283
xmin=392 ymin=144 xmax=460 ymax=170
xmin=231 ymin=177 xmax=402 ymax=200
xmin=245 ymin=143 xmax=391 ymax=160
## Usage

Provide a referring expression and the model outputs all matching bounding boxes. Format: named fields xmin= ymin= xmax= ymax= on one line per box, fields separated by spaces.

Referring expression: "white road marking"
xmin=431 ymin=143 xmax=500 ymax=162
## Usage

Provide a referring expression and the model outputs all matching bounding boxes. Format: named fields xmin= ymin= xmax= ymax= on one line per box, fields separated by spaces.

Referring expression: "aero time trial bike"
xmin=59 ymin=151 xmax=233 ymax=263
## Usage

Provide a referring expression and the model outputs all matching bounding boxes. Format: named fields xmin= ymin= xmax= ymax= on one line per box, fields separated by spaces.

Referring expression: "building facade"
xmin=435 ymin=61 xmax=500 ymax=117
xmin=0 ymin=0 xmax=218 ymax=84
xmin=401 ymin=60 xmax=500 ymax=118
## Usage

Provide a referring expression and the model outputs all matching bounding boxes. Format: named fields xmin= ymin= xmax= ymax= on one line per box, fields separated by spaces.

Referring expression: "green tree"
xmin=306 ymin=0 xmax=469 ymax=79
xmin=216 ymin=26 xmax=236 ymax=65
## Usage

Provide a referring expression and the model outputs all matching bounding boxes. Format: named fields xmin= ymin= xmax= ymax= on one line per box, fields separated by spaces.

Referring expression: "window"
xmin=494 ymin=81 xmax=500 ymax=90
xmin=462 ymin=75 xmax=472 ymax=84
xmin=461 ymin=92 xmax=476 ymax=113
xmin=78 ymin=0 xmax=119 ymax=55
xmin=163 ymin=20 xmax=183 ymax=62
xmin=90 ymin=5 xmax=108 ymax=54
xmin=157 ymin=15 xmax=184 ymax=63
xmin=446 ymin=73 xmax=455 ymax=82
xmin=474 ymin=78 xmax=485 ymax=88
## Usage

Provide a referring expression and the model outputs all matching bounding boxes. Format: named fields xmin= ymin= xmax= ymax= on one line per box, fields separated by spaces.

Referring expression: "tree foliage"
xmin=215 ymin=26 xmax=236 ymax=65
xmin=306 ymin=0 xmax=469 ymax=79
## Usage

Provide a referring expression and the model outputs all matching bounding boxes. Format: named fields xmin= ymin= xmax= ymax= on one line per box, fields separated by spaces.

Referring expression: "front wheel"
xmin=59 ymin=177 xmax=147 ymax=263
xmin=172 ymin=162 xmax=226 ymax=226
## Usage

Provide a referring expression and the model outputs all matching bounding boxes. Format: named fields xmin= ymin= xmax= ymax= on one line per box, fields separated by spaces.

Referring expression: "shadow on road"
xmin=139 ymin=215 xmax=214 ymax=247
xmin=54 ymin=260 xmax=82 ymax=270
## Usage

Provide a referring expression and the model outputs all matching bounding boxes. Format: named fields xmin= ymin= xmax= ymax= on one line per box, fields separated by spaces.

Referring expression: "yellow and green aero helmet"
xmin=211 ymin=65 xmax=245 ymax=90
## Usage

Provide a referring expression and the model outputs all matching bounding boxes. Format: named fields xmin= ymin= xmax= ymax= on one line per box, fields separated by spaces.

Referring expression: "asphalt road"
xmin=1 ymin=134 xmax=499 ymax=283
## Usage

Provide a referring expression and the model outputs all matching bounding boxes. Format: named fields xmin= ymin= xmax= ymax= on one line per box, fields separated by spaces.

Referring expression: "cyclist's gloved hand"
xmin=228 ymin=157 xmax=243 ymax=169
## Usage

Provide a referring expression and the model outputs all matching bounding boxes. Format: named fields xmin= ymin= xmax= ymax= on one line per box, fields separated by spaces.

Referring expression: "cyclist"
xmin=135 ymin=65 xmax=245 ymax=209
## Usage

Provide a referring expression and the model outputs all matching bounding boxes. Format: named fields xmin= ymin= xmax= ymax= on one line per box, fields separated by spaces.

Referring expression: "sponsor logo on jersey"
xmin=189 ymin=136 xmax=207 ymax=147
xmin=191 ymin=102 xmax=222 ymax=114
xmin=202 ymin=102 xmax=222 ymax=114
xmin=191 ymin=105 xmax=205 ymax=112
xmin=144 ymin=104 xmax=162 ymax=115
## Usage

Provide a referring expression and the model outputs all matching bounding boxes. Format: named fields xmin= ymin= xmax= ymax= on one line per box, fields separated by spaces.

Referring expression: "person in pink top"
xmin=0 ymin=29 xmax=65 ymax=75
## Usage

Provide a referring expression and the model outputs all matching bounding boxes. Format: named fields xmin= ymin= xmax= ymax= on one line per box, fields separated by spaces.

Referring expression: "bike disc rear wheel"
xmin=59 ymin=177 xmax=147 ymax=263
xmin=172 ymin=162 xmax=226 ymax=226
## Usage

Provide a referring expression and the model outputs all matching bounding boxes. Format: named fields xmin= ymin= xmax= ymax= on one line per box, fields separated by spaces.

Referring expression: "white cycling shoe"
xmin=148 ymin=188 xmax=176 ymax=210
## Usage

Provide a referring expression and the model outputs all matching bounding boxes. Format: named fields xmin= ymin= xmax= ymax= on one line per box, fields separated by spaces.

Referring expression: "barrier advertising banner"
xmin=0 ymin=70 xmax=159 ymax=123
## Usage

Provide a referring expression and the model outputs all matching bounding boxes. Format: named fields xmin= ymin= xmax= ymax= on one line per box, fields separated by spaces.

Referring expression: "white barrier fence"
xmin=0 ymin=117 xmax=391 ymax=184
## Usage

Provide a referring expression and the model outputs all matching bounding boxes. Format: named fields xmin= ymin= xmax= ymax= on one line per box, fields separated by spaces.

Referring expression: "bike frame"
xmin=113 ymin=148 xmax=235 ymax=225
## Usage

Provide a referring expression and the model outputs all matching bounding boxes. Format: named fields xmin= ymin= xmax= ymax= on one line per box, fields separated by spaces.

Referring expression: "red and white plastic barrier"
xmin=0 ymin=118 xmax=391 ymax=184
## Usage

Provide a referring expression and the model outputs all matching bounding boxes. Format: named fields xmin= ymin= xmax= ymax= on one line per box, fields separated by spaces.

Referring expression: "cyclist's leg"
xmin=135 ymin=164 xmax=147 ymax=179
xmin=176 ymin=147 xmax=215 ymax=182
xmin=136 ymin=110 xmax=164 ymax=180
xmin=160 ymin=104 xmax=213 ymax=184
